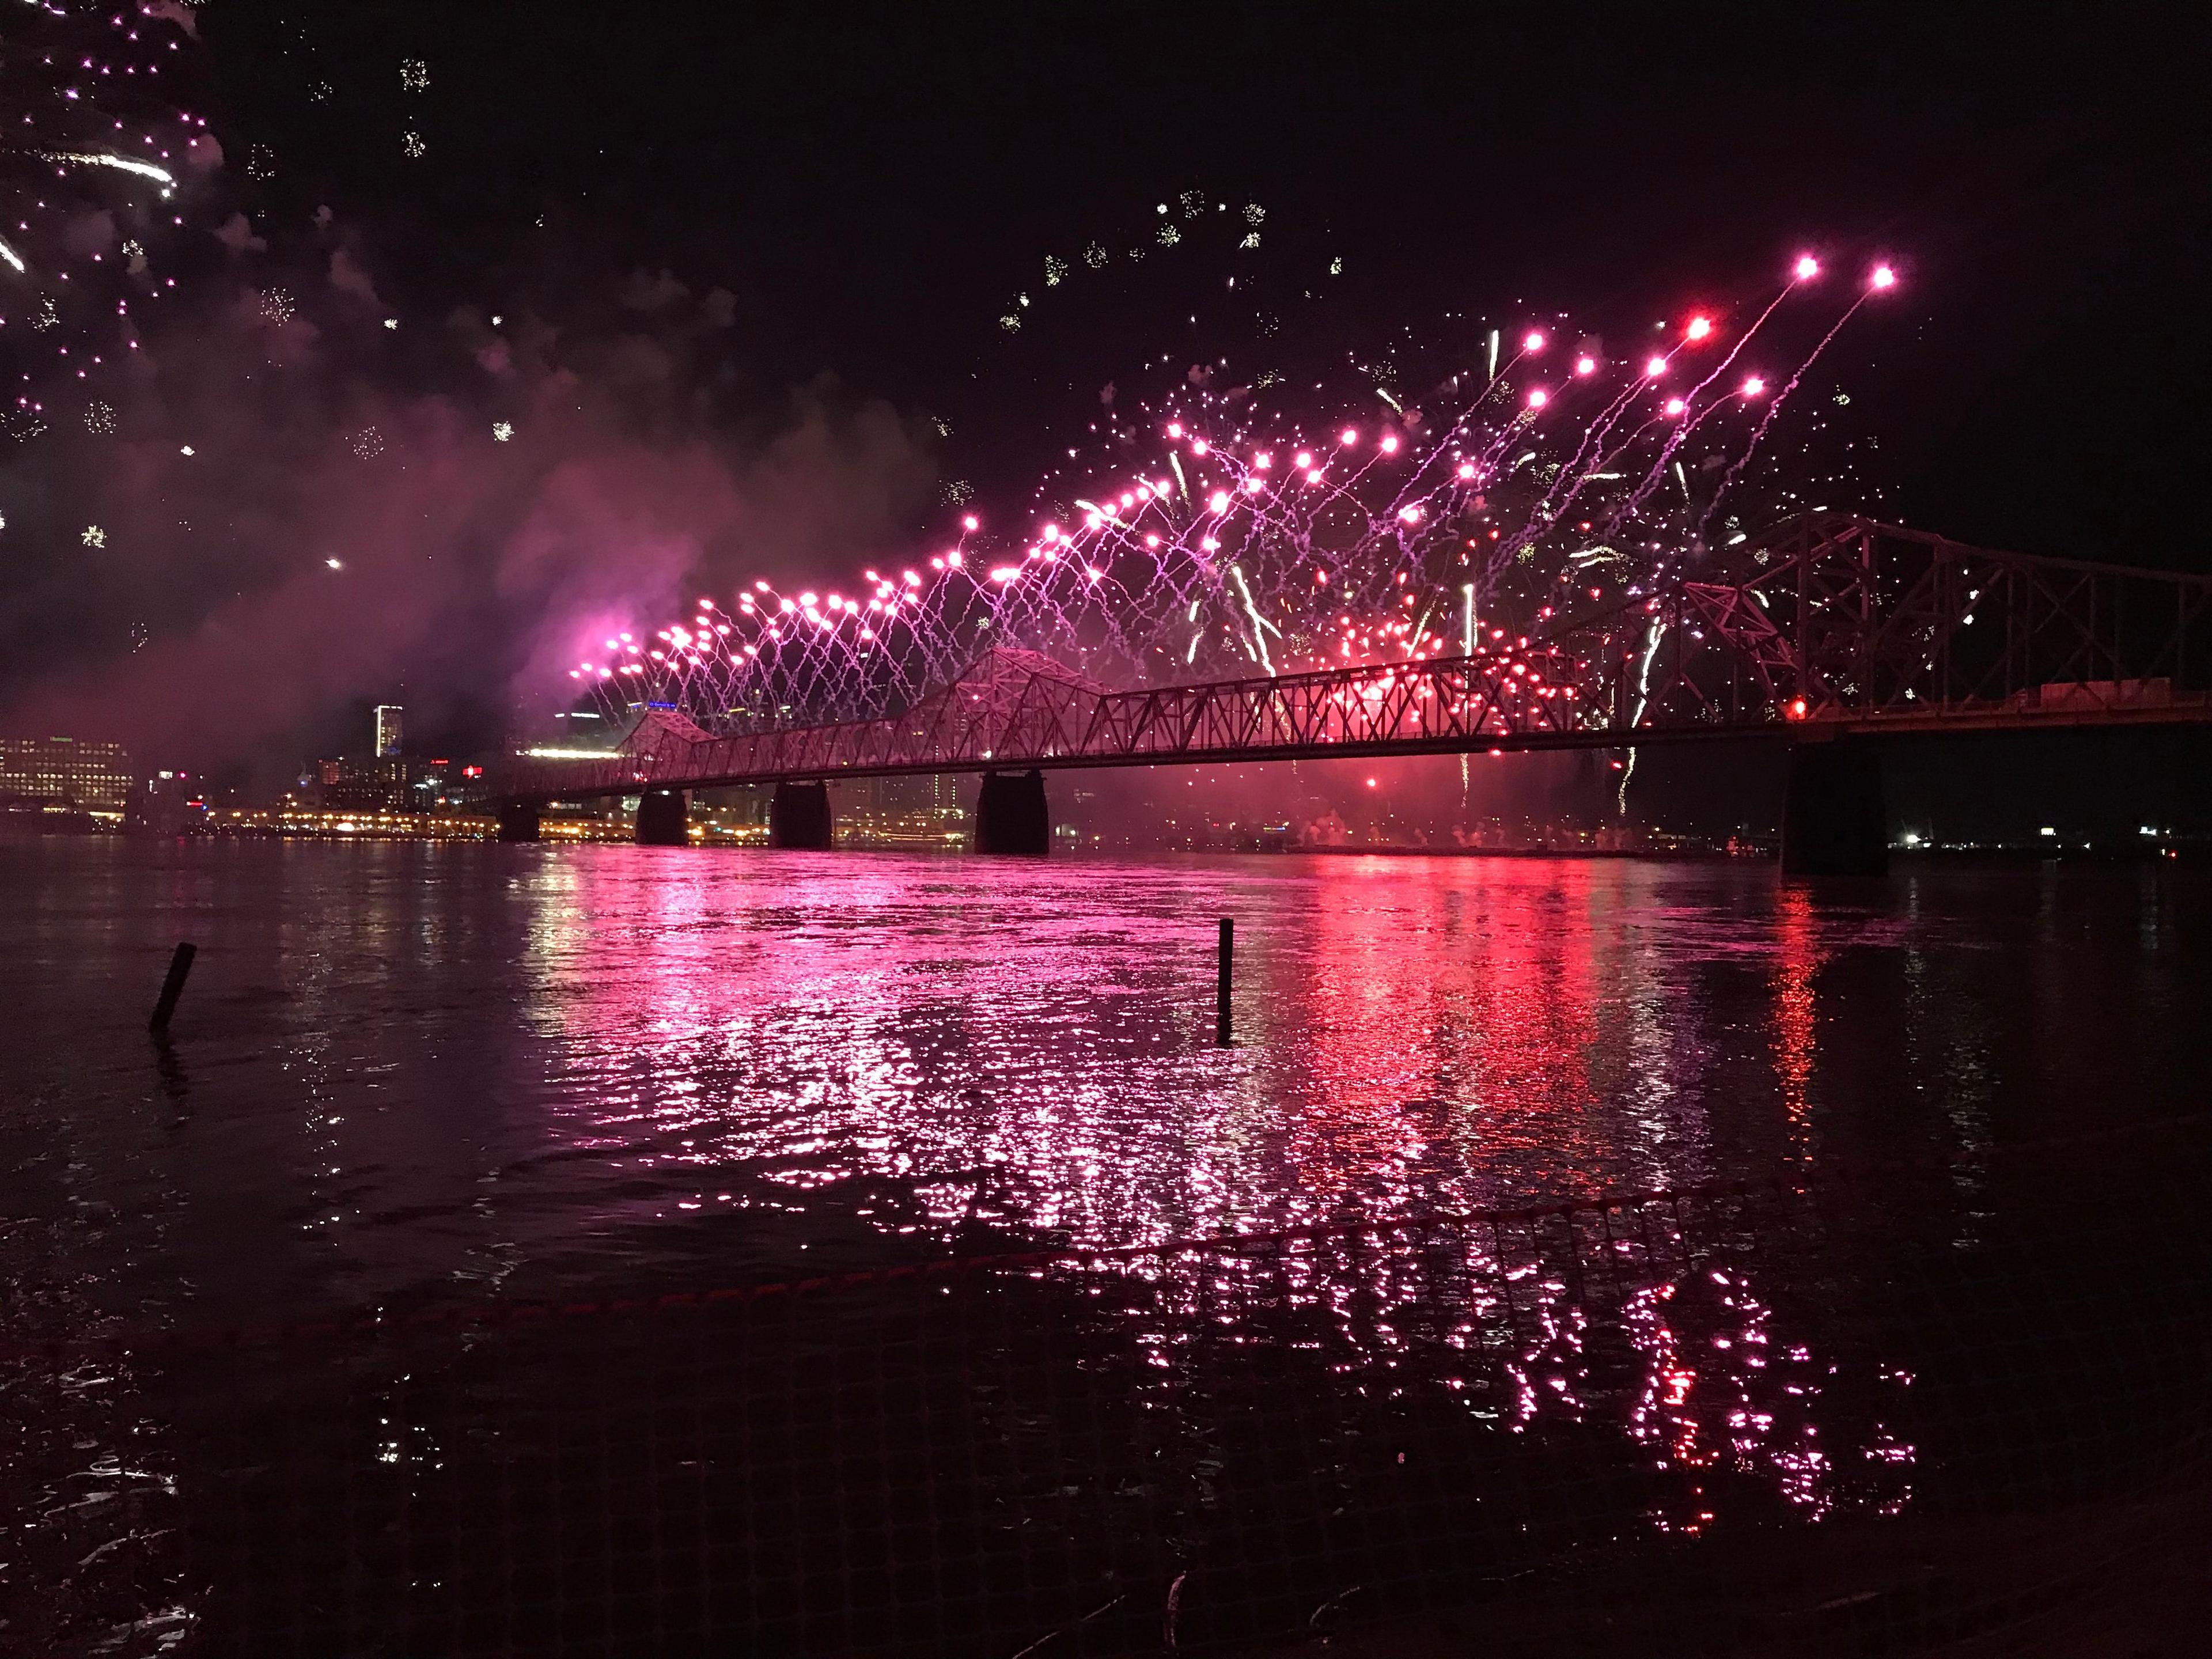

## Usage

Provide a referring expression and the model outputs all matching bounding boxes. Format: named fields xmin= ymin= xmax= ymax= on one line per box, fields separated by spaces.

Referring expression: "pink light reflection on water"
xmin=534 ymin=853 xmax=1741 ymax=1244
xmin=518 ymin=849 xmax=1914 ymax=1524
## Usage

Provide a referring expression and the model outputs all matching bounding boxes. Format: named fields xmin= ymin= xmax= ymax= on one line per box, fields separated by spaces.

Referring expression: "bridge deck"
xmin=503 ymin=663 xmax=2212 ymax=802
xmin=504 ymin=516 xmax=2212 ymax=803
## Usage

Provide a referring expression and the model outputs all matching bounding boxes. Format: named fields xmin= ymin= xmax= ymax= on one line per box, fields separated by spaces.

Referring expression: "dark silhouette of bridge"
xmin=497 ymin=515 xmax=2212 ymax=871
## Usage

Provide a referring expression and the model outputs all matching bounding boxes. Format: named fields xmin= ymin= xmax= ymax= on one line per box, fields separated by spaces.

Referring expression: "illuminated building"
xmin=374 ymin=704 xmax=405 ymax=758
xmin=129 ymin=770 xmax=207 ymax=835
xmin=313 ymin=756 xmax=412 ymax=813
xmin=0 ymin=735 xmax=135 ymax=813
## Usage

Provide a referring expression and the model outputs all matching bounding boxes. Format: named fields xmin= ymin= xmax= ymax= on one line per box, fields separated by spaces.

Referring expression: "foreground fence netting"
xmin=8 ymin=1157 xmax=2211 ymax=1657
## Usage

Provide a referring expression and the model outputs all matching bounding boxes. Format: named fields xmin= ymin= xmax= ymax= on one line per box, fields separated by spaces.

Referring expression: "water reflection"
xmin=525 ymin=853 xmax=1918 ymax=1246
xmin=8 ymin=840 xmax=2206 ymax=1594
xmin=513 ymin=852 xmax=1945 ymax=1528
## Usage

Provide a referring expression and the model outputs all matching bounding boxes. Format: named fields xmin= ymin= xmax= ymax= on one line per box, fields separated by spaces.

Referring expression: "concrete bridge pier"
xmin=495 ymin=799 xmax=543 ymax=843
xmin=769 ymin=781 xmax=834 ymax=849
xmin=635 ymin=788 xmax=690 ymax=846
xmin=974 ymin=768 xmax=1051 ymax=855
xmin=1781 ymin=740 xmax=1887 ymax=876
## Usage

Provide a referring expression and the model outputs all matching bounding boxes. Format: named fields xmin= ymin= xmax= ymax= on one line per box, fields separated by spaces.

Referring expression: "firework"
xmin=569 ymin=255 xmax=1898 ymax=756
xmin=1012 ymin=195 xmax=1268 ymax=334
xmin=0 ymin=1 xmax=209 ymax=405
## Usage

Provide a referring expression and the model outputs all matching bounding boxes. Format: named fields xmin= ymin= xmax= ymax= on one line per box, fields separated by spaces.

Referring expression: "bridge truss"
xmin=503 ymin=515 xmax=2212 ymax=801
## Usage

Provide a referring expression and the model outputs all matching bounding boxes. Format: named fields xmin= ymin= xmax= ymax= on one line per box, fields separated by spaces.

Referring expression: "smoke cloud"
xmin=0 ymin=211 xmax=941 ymax=778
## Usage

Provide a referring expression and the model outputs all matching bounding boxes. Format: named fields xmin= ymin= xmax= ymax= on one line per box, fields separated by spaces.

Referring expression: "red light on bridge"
xmin=1786 ymin=698 xmax=1809 ymax=720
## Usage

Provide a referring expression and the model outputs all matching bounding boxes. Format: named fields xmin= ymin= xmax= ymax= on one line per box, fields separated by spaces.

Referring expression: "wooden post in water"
xmin=1216 ymin=918 xmax=1233 ymax=1047
xmin=149 ymin=942 xmax=196 ymax=1033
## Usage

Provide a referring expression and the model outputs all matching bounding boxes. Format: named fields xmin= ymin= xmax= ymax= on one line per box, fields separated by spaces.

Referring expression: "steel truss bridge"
xmin=503 ymin=514 xmax=2212 ymax=804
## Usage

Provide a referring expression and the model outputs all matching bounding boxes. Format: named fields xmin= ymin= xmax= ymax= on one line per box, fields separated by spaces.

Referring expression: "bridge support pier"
xmin=769 ymin=781 xmax=834 ymax=849
xmin=495 ymin=799 xmax=542 ymax=843
xmin=974 ymin=769 xmax=1051 ymax=855
xmin=1782 ymin=740 xmax=1887 ymax=876
xmin=635 ymin=788 xmax=690 ymax=846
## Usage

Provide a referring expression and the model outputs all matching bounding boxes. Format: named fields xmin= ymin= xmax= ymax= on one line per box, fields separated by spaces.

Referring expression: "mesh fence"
xmin=8 ymin=1155 xmax=2211 ymax=1657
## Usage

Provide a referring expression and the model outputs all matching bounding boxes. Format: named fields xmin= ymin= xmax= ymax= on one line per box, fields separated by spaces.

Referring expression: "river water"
xmin=4 ymin=839 xmax=2209 ymax=1653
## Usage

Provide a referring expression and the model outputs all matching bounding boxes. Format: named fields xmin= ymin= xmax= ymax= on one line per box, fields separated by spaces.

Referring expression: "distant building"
xmin=314 ymin=756 xmax=412 ymax=813
xmin=130 ymin=770 xmax=208 ymax=835
xmin=0 ymin=736 xmax=135 ymax=813
xmin=373 ymin=704 xmax=405 ymax=758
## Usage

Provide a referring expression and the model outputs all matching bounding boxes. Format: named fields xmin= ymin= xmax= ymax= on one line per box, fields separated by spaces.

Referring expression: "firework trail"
xmin=569 ymin=253 xmax=1899 ymax=744
xmin=0 ymin=1 xmax=211 ymax=430
xmin=1699 ymin=263 xmax=1894 ymax=538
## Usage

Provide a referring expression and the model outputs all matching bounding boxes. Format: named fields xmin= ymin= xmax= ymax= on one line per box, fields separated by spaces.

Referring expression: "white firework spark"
xmin=46 ymin=151 xmax=177 ymax=190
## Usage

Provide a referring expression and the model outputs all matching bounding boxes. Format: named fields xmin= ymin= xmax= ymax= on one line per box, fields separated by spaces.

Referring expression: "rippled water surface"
xmin=6 ymin=839 xmax=2212 ymax=1653
xmin=4 ymin=838 xmax=2207 ymax=1324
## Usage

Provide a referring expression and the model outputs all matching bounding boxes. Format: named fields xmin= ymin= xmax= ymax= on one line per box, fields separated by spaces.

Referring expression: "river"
xmin=3 ymin=839 xmax=2207 ymax=1654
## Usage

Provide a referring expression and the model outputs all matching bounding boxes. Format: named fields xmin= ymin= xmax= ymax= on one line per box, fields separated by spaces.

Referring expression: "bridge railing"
xmin=1650 ymin=516 xmax=2212 ymax=728
xmin=498 ymin=518 xmax=2212 ymax=801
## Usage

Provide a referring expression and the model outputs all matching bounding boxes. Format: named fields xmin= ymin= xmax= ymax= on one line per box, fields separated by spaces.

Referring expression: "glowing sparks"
xmin=3 ymin=5 xmax=203 ymax=391
xmin=574 ymin=249 xmax=1901 ymax=767
xmin=46 ymin=151 xmax=176 ymax=188
xmin=81 ymin=524 xmax=105 ymax=548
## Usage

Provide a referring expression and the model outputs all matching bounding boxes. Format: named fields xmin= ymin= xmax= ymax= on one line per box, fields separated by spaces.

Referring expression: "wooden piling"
xmin=1216 ymin=918 xmax=1233 ymax=1047
xmin=150 ymin=942 xmax=196 ymax=1033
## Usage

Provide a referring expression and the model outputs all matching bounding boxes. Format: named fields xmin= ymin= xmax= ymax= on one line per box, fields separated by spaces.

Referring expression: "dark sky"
xmin=4 ymin=2 xmax=2207 ymax=831
xmin=207 ymin=2 xmax=2206 ymax=556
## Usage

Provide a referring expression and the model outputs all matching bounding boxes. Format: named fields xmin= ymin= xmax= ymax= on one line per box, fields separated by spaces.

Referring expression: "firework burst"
xmin=570 ymin=253 xmax=1899 ymax=748
xmin=0 ymin=1 xmax=210 ymax=415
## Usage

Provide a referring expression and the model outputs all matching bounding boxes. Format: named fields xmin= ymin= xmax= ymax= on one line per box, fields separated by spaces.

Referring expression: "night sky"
xmin=204 ymin=5 xmax=2206 ymax=546
xmin=2 ymin=3 xmax=2206 ymax=832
